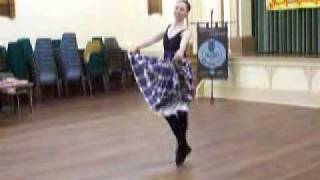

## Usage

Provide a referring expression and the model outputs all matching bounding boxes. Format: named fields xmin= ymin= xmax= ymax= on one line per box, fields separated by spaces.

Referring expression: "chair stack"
xmin=6 ymin=42 xmax=30 ymax=80
xmin=59 ymin=33 xmax=86 ymax=95
xmin=33 ymin=38 xmax=61 ymax=97
xmin=104 ymin=37 xmax=130 ymax=88
xmin=0 ymin=46 xmax=7 ymax=72
xmin=83 ymin=38 xmax=108 ymax=94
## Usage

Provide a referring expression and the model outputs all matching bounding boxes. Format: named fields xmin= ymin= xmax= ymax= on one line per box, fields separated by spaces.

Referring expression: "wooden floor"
xmin=1 ymin=89 xmax=320 ymax=180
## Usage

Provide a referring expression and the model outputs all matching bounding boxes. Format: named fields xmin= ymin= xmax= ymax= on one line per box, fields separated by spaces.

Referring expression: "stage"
xmin=196 ymin=55 xmax=320 ymax=108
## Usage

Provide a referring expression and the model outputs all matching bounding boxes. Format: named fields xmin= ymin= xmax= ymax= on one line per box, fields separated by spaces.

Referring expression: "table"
xmin=0 ymin=82 xmax=34 ymax=114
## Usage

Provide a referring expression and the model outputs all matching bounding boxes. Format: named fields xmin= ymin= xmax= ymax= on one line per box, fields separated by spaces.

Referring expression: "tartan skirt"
xmin=129 ymin=54 xmax=194 ymax=114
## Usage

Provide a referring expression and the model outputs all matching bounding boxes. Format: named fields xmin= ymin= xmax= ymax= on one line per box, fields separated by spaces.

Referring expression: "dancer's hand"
xmin=130 ymin=47 xmax=140 ymax=55
xmin=173 ymin=49 xmax=184 ymax=61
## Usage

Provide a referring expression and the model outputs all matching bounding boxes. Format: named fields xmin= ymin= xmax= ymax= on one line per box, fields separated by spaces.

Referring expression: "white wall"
xmin=229 ymin=0 xmax=239 ymax=37
xmin=203 ymin=0 xmax=222 ymax=22
xmin=0 ymin=0 xmax=176 ymax=51
xmin=201 ymin=0 xmax=252 ymax=37
xmin=239 ymin=0 xmax=252 ymax=36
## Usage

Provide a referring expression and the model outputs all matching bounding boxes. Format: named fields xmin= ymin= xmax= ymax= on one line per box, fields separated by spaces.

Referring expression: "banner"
xmin=267 ymin=0 xmax=320 ymax=11
xmin=197 ymin=24 xmax=228 ymax=80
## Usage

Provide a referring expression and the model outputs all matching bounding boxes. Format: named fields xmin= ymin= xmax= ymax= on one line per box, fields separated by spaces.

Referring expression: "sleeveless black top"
xmin=163 ymin=25 xmax=186 ymax=60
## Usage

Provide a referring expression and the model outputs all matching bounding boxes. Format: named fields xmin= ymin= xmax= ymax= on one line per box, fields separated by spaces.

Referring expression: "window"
xmin=0 ymin=0 xmax=15 ymax=18
xmin=148 ymin=0 xmax=162 ymax=15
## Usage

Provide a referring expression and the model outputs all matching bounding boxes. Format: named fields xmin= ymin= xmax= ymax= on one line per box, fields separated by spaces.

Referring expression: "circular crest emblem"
xmin=198 ymin=38 xmax=226 ymax=75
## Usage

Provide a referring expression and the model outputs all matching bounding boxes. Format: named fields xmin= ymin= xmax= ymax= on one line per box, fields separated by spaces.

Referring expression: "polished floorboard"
xmin=1 ymin=89 xmax=320 ymax=180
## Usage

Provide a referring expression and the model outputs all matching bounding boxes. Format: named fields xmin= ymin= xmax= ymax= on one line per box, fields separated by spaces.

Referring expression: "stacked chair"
xmin=0 ymin=46 xmax=7 ymax=72
xmin=92 ymin=37 xmax=103 ymax=43
xmin=59 ymin=33 xmax=86 ymax=96
xmin=1 ymin=40 xmax=33 ymax=113
xmin=17 ymin=38 xmax=34 ymax=81
xmin=6 ymin=42 xmax=31 ymax=80
xmin=104 ymin=37 xmax=130 ymax=88
xmin=2 ymin=34 xmax=133 ymax=107
xmin=83 ymin=38 xmax=108 ymax=95
xmin=17 ymin=38 xmax=33 ymax=63
xmin=33 ymin=38 xmax=61 ymax=98
xmin=52 ymin=39 xmax=63 ymax=81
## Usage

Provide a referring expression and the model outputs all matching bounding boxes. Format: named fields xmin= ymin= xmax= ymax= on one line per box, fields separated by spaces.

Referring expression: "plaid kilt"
xmin=130 ymin=54 xmax=194 ymax=112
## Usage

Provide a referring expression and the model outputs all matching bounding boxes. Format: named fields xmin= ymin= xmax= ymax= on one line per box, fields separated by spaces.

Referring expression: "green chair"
xmin=83 ymin=40 xmax=108 ymax=94
xmin=6 ymin=42 xmax=30 ymax=80
xmin=0 ymin=46 xmax=7 ymax=72
xmin=17 ymin=38 xmax=33 ymax=62
xmin=17 ymin=38 xmax=34 ymax=81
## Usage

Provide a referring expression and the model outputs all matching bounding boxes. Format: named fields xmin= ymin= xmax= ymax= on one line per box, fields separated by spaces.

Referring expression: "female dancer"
xmin=130 ymin=0 xmax=193 ymax=166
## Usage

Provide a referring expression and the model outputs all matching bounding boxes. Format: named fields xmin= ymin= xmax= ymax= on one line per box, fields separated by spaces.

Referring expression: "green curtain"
xmin=253 ymin=0 xmax=320 ymax=55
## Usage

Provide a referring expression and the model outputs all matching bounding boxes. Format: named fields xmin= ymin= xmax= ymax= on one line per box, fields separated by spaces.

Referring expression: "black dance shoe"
xmin=175 ymin=145 xmax=192 ymax=167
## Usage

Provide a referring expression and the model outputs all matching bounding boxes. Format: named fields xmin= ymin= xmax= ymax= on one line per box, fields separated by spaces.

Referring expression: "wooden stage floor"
xmin=1 ymin=89 xmax=320 ymax=180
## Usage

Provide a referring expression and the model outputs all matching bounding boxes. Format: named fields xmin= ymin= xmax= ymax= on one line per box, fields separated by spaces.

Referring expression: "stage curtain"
xmin=253 ymin=0 xmax=320 ymax=55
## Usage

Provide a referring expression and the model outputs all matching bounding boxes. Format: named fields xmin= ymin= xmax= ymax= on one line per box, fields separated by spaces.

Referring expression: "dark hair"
xmin=179 ymin=0 xmax=191 ymax=12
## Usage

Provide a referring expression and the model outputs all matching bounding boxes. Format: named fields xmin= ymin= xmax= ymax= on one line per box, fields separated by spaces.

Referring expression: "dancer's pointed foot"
xmin=175 ymin=145 xmax=191 ymax=167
